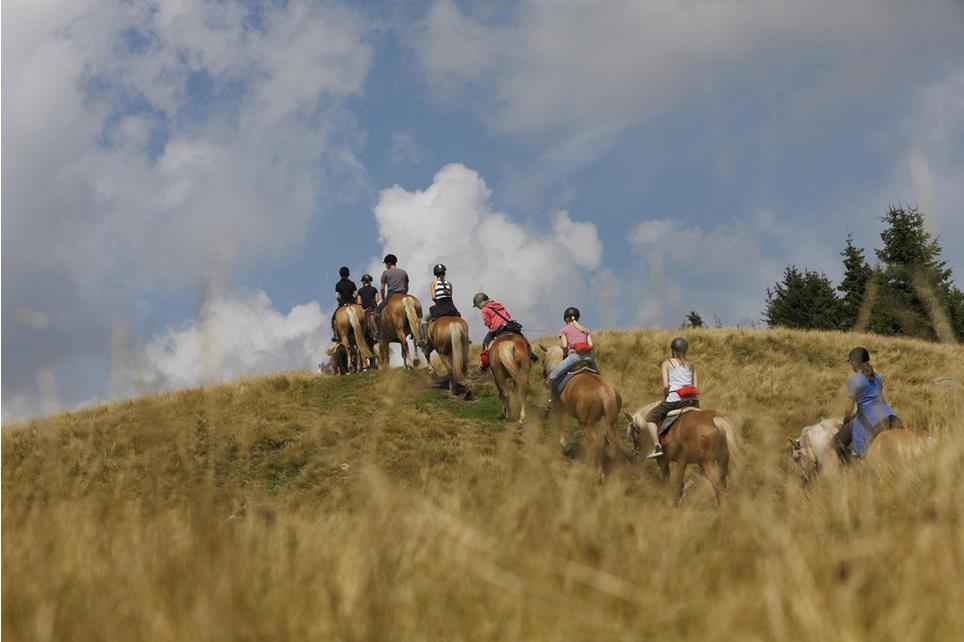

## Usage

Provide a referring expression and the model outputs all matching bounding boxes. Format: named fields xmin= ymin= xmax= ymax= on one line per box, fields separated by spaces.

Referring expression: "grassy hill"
xmin=4 ymin=328 xmax=964 ymax=641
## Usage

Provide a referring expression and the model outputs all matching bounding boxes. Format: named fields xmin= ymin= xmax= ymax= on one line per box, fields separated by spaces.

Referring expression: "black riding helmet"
xmin=849 ymin=347 xmax=870 ymax=365
xmin=433 ymin=263 xmax=446 ymax=276
xmin=383 ymin=254 xmax=398 ymax=265
xmin=670 ymin=337 xmax=689 ymax=354
xmin=563 ymin=307 xmax=580 ymax=322
xmin=361 ymin=274 xmax=373 ymax=283
xmin=339 ymin=266 xmax=350 ymax=277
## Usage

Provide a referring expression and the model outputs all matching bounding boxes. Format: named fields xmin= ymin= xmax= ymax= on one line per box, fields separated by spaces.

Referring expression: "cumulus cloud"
xmin=2 ymin=0 xmax=373 ymax=418
xmin=129 ymin=291 xmax=329 ymax=393
xmin=370 ymin=164 xmax=603 ymax=340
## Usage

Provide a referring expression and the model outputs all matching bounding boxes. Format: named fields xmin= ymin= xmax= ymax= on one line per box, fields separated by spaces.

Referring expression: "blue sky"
xmin=3 ymin=0 xmax=964 ymax=419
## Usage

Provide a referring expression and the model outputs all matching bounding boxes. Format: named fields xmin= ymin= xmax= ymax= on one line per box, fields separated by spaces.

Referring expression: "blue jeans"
xmin=548 ymin=352 xmax=598 ymax=389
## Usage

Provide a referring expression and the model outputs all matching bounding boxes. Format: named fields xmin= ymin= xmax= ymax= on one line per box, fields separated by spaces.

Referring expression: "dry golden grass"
xmin=4 ymin=328 xmax=964 ymax=641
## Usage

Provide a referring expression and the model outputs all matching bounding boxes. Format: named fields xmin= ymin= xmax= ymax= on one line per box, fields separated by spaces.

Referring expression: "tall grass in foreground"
xmin=4 ymin=328 xmax=964 ymax=641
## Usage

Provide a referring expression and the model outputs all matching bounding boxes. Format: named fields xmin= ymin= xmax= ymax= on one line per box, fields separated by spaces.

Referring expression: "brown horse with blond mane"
xmin=421 ymin=316 xmax=472 ymax=398
xmin=627 ymin=403 xmax=738 ymax=502
xmin=489 ymin=333 xmax=532 ymax=422
xmin=333 ymin=304 xmax=375 ymax=372
xmin=541 ymin=344 xmax=631 ymax=470
xmin=378 ymin=294 xmax=423 ymax=368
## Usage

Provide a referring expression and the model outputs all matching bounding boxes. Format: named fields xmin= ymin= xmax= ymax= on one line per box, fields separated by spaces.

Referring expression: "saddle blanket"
xmin=558 ymin=365 xmax=600 ymax=394
xmin=659 ymin=406 xmax=700 ymax=436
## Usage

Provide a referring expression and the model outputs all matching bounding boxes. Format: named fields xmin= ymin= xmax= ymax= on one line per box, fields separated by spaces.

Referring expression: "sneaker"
xmin=647 ymin=444 xmax=664 ymax=459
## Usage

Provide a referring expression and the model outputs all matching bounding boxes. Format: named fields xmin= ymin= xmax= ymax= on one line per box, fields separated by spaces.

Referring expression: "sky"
xmin=3 ymin=0 xmax=964 ymax=420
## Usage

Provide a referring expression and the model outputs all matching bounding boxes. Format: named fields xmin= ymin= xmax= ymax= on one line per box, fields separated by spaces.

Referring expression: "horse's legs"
xmin=669 ymin=461 xmax=686 ymax=505
xmin=394 ymin=322 xmax=410 ymax=367
xmin=491 ymin=366 xmax=510 ymax=419
xmin=581 ymin=421 xmax=602 ymax=471
xmin=554 ymin=407 xmax=567 ymax=451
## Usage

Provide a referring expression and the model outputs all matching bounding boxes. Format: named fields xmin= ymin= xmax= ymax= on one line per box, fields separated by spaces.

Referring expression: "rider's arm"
xmin=586 ymin=332 xmax=593 ymax=348
xmin=430 ymin=281 xmax=436 ymax=302
xmin=661 ymin=360 xmax=671 ymax=397
xmin=842 ymin=398 xmax=856 ymax=424
xmin=693 ymin=367 xmax=699 ymax=389
xmin=560 ymin=333 xmax=569 ymax=352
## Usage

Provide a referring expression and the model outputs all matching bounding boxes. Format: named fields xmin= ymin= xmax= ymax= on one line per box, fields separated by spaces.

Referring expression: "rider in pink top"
xmin=546 ymin=307 xmax=598 ymax=400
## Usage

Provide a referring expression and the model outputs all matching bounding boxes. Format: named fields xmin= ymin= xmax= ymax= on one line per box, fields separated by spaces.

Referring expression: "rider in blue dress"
xmin=832 ymin=347 xmax=902 ymax=462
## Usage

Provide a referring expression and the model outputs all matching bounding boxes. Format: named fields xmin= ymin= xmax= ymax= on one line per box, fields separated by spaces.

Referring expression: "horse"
xmin=378 ymin=294 xmax=423 ymax=368
xmin=333 ymin=304 xmax=374 ymax=372
xmin=627 ymin=403 xmax=737 ymax=503
xmin=488 ymin=333 xmax=532 ymax=423
xmin=541 ymin=345 xmax=630 ymax=472
xmin=864 ymin=427 xmax=933 ymax=466
xmin=788 ymin=418 xmax=842 ymax=485
xmin=421 ymin=316 xmax=472 ymax=398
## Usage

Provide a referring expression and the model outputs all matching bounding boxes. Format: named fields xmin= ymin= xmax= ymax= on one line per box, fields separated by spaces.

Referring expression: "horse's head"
xmin=539 ymin=344 xmax=564 ymax=377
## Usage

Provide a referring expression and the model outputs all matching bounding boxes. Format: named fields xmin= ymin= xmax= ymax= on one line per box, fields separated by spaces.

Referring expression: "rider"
xmin=831 ymin=347 xmax=902 ymax=463
xmin=475 ymin=293 xmax=514 ymax=371
xmin=374 ymin=254 xmax=409 ymax=338
xmin=641 ymin=337 xmax=700 ymax=459
xmin=474 ymin=293 xmax=539 ymax=370
xmin=419 ymin=264 xmax=460 ymax=348
xmin=330 ymin=266 xmax=357 ymax=343
xmin=356 ymin=274 xmax=379 ymax=312
xmin=545 ymin=306 xmax=598 ymax=400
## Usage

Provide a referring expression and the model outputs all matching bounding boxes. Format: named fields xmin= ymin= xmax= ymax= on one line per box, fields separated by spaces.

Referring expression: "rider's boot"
xmin=647 ymin=443 xmax=664 ymax=459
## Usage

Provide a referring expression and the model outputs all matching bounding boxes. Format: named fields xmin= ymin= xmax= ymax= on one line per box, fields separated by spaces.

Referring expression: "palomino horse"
xmin=864 ymin=427 xmax=933 ymax=466
xmin=421 ymin=316 xmax=472 ymax=398
xmin=628 ymin=403 xmax=738 ymax=502
xmin=541 ymin=345 xmax=630 ymax=471
xmin=379 ymin=294 xmax=423 ymax=368
xmin=333 ymin=304 xmax=375 ymax=372
xmin=489 ymin=333 xmax=532 ymax=423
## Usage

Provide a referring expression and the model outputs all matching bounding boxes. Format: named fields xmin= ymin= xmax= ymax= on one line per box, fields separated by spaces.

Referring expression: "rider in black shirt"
xmin=356 ymin=274 xmax=379 ymax=311
xmin=331 ymin=266 xmax=357 ymax=342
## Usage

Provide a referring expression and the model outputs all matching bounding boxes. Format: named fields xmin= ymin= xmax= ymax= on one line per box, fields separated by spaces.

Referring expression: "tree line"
xmin=763 ymin=205 xmax=963 ymax=341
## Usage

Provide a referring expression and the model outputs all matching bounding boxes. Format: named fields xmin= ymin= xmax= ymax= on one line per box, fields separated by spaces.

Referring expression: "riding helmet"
xmin=670 ymin=337 xmax=689 ymax=354
xmin=361 ymin=274 xmax=373 ymax=283
xmin=563 ymin=307 xmax=580 ymax=321
xmin=433 ymin=263 xmax=447 ymax=276
xmin=339 ymin=266 xmax=350 ymax=277
xmin=383 ymin=254 xmax=398 ymax=265
xmin=473 ymin=292 xmax=489 ymax=308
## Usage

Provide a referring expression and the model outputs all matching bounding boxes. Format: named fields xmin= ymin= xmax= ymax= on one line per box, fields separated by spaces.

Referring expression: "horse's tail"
xmin=449 ymin=322 xmax=467 ymax=384
xmin=712 ymin=413 xmax=741 ymax=463
xmin=346 ymin=306 xmax=371 ymax=363
xmin=601 ymin=384 xmax=622 ymax=427
xmin=499 ymin=339 xmax=527 ymax=386
xmin=403 ymin=297 xmax=421 ymax=345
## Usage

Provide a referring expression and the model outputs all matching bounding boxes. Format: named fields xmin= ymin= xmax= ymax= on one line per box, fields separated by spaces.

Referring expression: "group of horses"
xmin=330 ymin=293 xmax=931 ymax=502
xmin=330 ymin=293 xmax=739 ymax=501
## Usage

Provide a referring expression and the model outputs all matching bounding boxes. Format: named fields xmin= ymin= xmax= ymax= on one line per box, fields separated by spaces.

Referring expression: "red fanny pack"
xmin=479 ymin=349 xmax=489 ymax=368
xmin=676 ymin=385 xmax=700 ymax=398
xmin=571 ymin=342 xmax=593 ymax=355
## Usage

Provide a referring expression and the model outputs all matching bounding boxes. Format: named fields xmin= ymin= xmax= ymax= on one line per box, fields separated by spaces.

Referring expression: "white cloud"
xmin=370 ymin=164 xmax=604 ymax=339
xmin=416 ymin=0 xmax=964 ymax=135
xmin=2 ymin=0 xmax=373 ymax=415
xmin=132 ymin=290 xmax=329 ymax=392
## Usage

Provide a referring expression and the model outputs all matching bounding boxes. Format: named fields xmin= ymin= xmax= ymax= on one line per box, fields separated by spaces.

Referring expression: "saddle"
xmin=659 ymin=406 xmax=700 ymax=436
xmin=557 ymin=365 xmax=600 ymax=394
